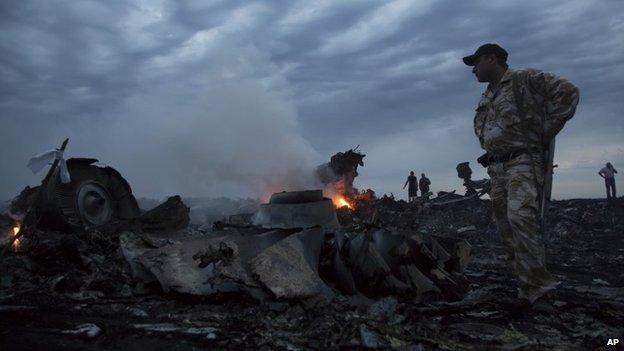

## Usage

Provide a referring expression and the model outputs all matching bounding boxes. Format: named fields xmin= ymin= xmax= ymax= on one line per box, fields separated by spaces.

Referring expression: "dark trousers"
xmin=605 ymin=178 xmax=616 ymax=199
xmin=408 ymin=188 xmax=417 ymax=201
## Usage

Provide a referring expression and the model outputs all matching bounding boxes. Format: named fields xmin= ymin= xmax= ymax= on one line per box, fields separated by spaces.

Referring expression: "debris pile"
xmin=316 ymin=148 xmax=366 ymax=205
xmin=1 ymin=193 xmax=623 ymax=349
xmin=3 ymin=141 xmax=622 ymax=349
xmin=8 ymin=157 xmax=140 ymax=233
xmin=336 ymin=189 xmax=491 ymax=234
xmin=139 ymin=195 xmax=190 ymax=231
xmin=121 ymin=190 xmax=472 ymax=302
xmin=252 ymin=190 xmax=339 ymax=230
xmin=456 ymin=161 xmax=491 ymax=197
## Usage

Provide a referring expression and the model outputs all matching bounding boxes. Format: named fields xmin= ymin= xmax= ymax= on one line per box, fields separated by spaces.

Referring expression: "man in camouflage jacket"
xmin=463 ymin=43 xmax=580 ymax=304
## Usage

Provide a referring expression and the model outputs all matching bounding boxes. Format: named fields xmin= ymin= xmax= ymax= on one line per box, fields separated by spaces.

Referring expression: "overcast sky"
xmin=1 ymin=0 xmax=623 ymax=201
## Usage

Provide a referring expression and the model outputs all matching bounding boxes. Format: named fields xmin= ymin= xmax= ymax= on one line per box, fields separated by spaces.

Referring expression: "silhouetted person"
xmin=599 ymin=162 xmax=618 ymax=199
xmin=419 ymin=173 xmax=431 ymax=196
xmin=403 ymin=171 xmax=418 ymax=202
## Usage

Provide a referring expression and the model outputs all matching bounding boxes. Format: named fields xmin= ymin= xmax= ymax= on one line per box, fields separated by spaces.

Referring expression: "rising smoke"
xmin=0 ymin=9 xmax=322 ymax=201
xmin=101 ymin=37 xmax=322 ymax=199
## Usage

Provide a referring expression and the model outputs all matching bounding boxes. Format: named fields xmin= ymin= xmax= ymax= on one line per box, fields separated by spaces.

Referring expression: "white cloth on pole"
xmin=27 ymin=149 xmax=57 ymax=174
xmin=27 ymin=149 xmax=71 ymax=183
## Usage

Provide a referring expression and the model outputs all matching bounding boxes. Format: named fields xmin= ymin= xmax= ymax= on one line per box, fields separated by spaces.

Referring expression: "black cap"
xmin=462 ymin=43 xmax=508 ymax=66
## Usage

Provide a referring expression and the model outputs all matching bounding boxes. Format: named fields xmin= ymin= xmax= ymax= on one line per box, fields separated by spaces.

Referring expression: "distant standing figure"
xmin=419 ymin=173 xmax=431 ymax=196
xmin=403 ymin=171 xmax=418 ymax=202
xmin=598 ymin=162 xmax=618 ymax=199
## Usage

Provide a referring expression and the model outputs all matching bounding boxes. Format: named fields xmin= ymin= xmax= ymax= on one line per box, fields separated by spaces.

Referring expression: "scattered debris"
xmin=359 ymin=323 xmax=388 ymax=349
xmin=140 ymin=195 xmax=190 ymax=231
xmin=252 ymin=190 xmax=339 ymax=229
xmin=592 ymin=278 xmax=610 ymax=286
xmin=0 ymin=305 xmax=38 ymax=312
xmin=9 ymin=158 xmax=140 ymax=232
xmin=457 ymin=225 xmax=477 ymax=234
xmin=456 ymin=161 xmax=491 ymax=197
xmin=62 ymin=323 xmax=102 ymax=338
xmin=250 ymin=227 xmax=331 ymax=299
xmin=368 ymin=296 xmax=398 ymax=322
xmin=122 ymin=194 xmax=472 ymax=302
xmin=127 ymin=307 xmax=149 ymax=317
xmin=2 ymin=181 xmax=623 ymax=350
xmin=316 ymin=148 xmax=366 ymax=199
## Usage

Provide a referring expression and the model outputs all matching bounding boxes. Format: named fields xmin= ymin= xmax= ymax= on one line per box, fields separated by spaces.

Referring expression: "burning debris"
xmin=2 ymin=194 xmax=622 ymax=349
xmin=2 ymin=143 xmax=623 ymax=350
xmin=121 ymin=190 xmax=471 ymax=302
xmin=316 ymin=147 xmax=366 ymax=208
xmin=252 ymin=190 xmax=339 ymax=230
xmin=6 ymin=223 xmax=21 ymax=252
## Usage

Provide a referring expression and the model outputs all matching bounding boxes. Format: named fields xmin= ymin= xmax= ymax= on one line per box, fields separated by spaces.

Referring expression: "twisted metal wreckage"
xmin=3 ymin=142 xmax=475 ymax=303
xmin=2 ymin=143 xmax=623 ymax=350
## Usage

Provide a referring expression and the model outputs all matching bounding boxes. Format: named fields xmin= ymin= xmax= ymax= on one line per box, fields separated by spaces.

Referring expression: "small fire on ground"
xmin=10 ymin=223 xmax=21 ymax=250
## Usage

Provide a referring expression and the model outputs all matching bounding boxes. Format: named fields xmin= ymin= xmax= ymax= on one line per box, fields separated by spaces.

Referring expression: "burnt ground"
xmin=1 ymin=197 xmax=623 ymax=350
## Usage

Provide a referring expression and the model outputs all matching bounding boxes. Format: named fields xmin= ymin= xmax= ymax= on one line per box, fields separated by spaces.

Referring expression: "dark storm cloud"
xmin=279 ymin=1 xmax=623 ymax=142
xmin=267 ymin=0 xmax=624 ymax=198
xmin=1 ymin=0 xmax=623 ymax=200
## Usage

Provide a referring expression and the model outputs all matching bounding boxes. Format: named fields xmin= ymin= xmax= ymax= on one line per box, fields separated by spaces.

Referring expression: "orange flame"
xmin=332 ymin=195 xmax=353 ymax=209
xmin=10 ymin=223 xmax=21 ymax=250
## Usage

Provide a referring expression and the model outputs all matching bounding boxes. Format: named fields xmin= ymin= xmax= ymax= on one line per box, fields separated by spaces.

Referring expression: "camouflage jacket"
xmin=473 ymin=68 xmax=580 ymax=154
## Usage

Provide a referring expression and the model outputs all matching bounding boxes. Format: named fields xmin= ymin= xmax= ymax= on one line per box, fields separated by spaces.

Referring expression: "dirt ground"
xmin=1 ymin=197 xmax=622 ymax=350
